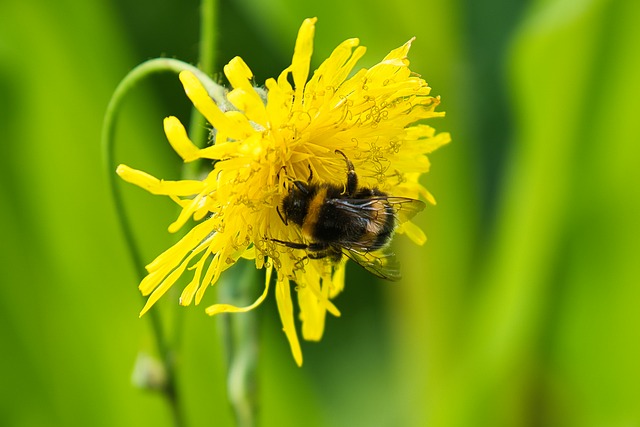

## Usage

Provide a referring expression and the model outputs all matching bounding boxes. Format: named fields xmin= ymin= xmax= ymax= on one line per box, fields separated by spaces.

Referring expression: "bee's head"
xmin=280 ymin=181 xmax=312 ymax=227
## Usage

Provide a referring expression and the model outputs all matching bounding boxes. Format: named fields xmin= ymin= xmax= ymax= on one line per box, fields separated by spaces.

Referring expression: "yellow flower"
xmin=117 ymin=17 xmax=450 ymax=366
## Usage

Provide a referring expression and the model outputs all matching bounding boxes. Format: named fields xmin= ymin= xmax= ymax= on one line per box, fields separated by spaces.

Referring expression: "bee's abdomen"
xmin=312 ymin=193 xmax=396 ymax=250
xmin=314 ymin=208 xmax=363 ymax=241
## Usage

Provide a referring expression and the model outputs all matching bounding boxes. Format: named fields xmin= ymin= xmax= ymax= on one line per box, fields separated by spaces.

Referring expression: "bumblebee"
xmin=272 ymin=150 xmax=425 ymax=280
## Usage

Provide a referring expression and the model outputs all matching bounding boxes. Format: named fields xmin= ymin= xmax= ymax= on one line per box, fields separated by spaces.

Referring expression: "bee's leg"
xmin=307 ymin=252 xmax=328 ymax=260
xmin=269 ymin=238 xmax=308 ymax=250
xmin=307 ymin=249 xmax=339 ymax=262
xmin=269 ymin=238 xmax=337 ymax=262
xmin=306 ymin=246 xmax=343 ymax=265
xmin=307 ymin=242 xmax=330 ymax=251
xmin=306 ymin=243 xmax=338 ymax=260
xmin=335 ymin=149 xmax=358 ymax=196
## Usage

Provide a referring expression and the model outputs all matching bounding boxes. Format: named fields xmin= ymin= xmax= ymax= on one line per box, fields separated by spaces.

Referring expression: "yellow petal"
xmin=298 ymin=273 xmax=339 ymax=342
xmin=364 ymin=38 xmax=413 ymax=85
xmin=196 ymin=141 xmax=240 ymax=160
xmin=139 ymin=243 xmax=207 ymax=316
xmin=116 ymin=165 xmax=204 ymax=195
xmin=179 ymin=247 xmax=211 ymax=306
xmin=227 ymin=88 xmax=268 ymax=126
xmin=427 ymin=131 xmax=453 ymax=153
xmin=275 ymin=277 xmax=303 ymax=366
xmin=144 ymin=219 xmax=216 ymax=274
xmin=305 ymin=38 xmax=360 ymax=94
xmin=168 ymin=194 xmax=206 ymax=233
xmin=240 ymin=246 xmax=256 ymax=260
xmin=164 ymin=116 xmax=200 ymax=162
xmin=299 ymin=274 xmax=341 ymax=318
xmin=224 ymin=55 xmax=253 ymax=87
xmin=205 ymin=265 xmax=270 ymax=315
xmin=291 ymin=17 xmax=317 ymax=110
xmin=329 ymin=259 xmax=347 ymax=299
xmin=299 ymin=286 xmax=324 ymax=341
xmin=381 ymin=37 xmax=414 ymax=64
xmin=178 ymin=70 xmax=254 ymax=140
xmin=224 ymin=57 xmax=268 ymax=126
xmin=264 ymin=77 xmax=293 ymax=131
xmin=397 ymin=220 xmax=427 ymax=245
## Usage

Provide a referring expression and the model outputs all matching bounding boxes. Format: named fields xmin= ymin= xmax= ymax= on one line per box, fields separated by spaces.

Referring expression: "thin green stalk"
xmin=198 ymin=0 xmax=217 ymax=77
xmin=218 ymin=261 xmax=261 ymax=427
xmin=101 ymin=57 xmax=223 ymax=427
xmin=184 ymin=0 xmax=219 ymax=180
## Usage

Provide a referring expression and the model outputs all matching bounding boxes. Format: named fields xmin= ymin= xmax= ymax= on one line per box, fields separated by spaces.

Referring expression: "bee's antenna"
xmin=276 ymin=206 xmax=288 ymax=225
xmin=293 ymin=180 xmax=310 ymax=195
xmin=278 ymin=165 xmax=297 ymax=190
xmin=307 ymin=164 xmax=313 ymax=183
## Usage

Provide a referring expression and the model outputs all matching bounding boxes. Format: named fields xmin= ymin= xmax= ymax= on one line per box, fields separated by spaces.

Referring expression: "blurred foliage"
xmin=1 ymin=0 xmax=639 ymax=426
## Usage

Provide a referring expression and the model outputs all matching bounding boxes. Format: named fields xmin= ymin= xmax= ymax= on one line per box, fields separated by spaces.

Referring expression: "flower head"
xmin=117 ymin=18 xmax=450 ymax=366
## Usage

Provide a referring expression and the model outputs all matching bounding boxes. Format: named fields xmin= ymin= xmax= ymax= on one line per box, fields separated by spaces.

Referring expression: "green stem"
xmin=218 ymin=261 xmax=261 ymax=427
xmin=198 ymin=0 xmax=217 ymax=77
xmin=184 ymin=0 xmax=219 ymax=180
xmin=101 ymin=58 xmax=223 ymax=427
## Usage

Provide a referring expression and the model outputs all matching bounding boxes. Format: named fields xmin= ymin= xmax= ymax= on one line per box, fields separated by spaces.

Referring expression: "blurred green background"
xmin=1 ymin=0 xmax=639 ymax=426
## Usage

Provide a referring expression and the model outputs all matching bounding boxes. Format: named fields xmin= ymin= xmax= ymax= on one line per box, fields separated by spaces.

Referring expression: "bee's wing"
xmin=384 ymin=197 xmax=426 ymax=224
xmin=331 ymin=197 xmax=425 ymax=223
xmin=342 ymin=247 xmax=402 ymax=281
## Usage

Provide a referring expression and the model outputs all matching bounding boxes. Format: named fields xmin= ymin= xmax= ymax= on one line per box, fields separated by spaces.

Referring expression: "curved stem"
xmin=101 ymin=58 xmax=223 ymax=427
xmin=101 ymin=58 xmax=225 ymax=283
